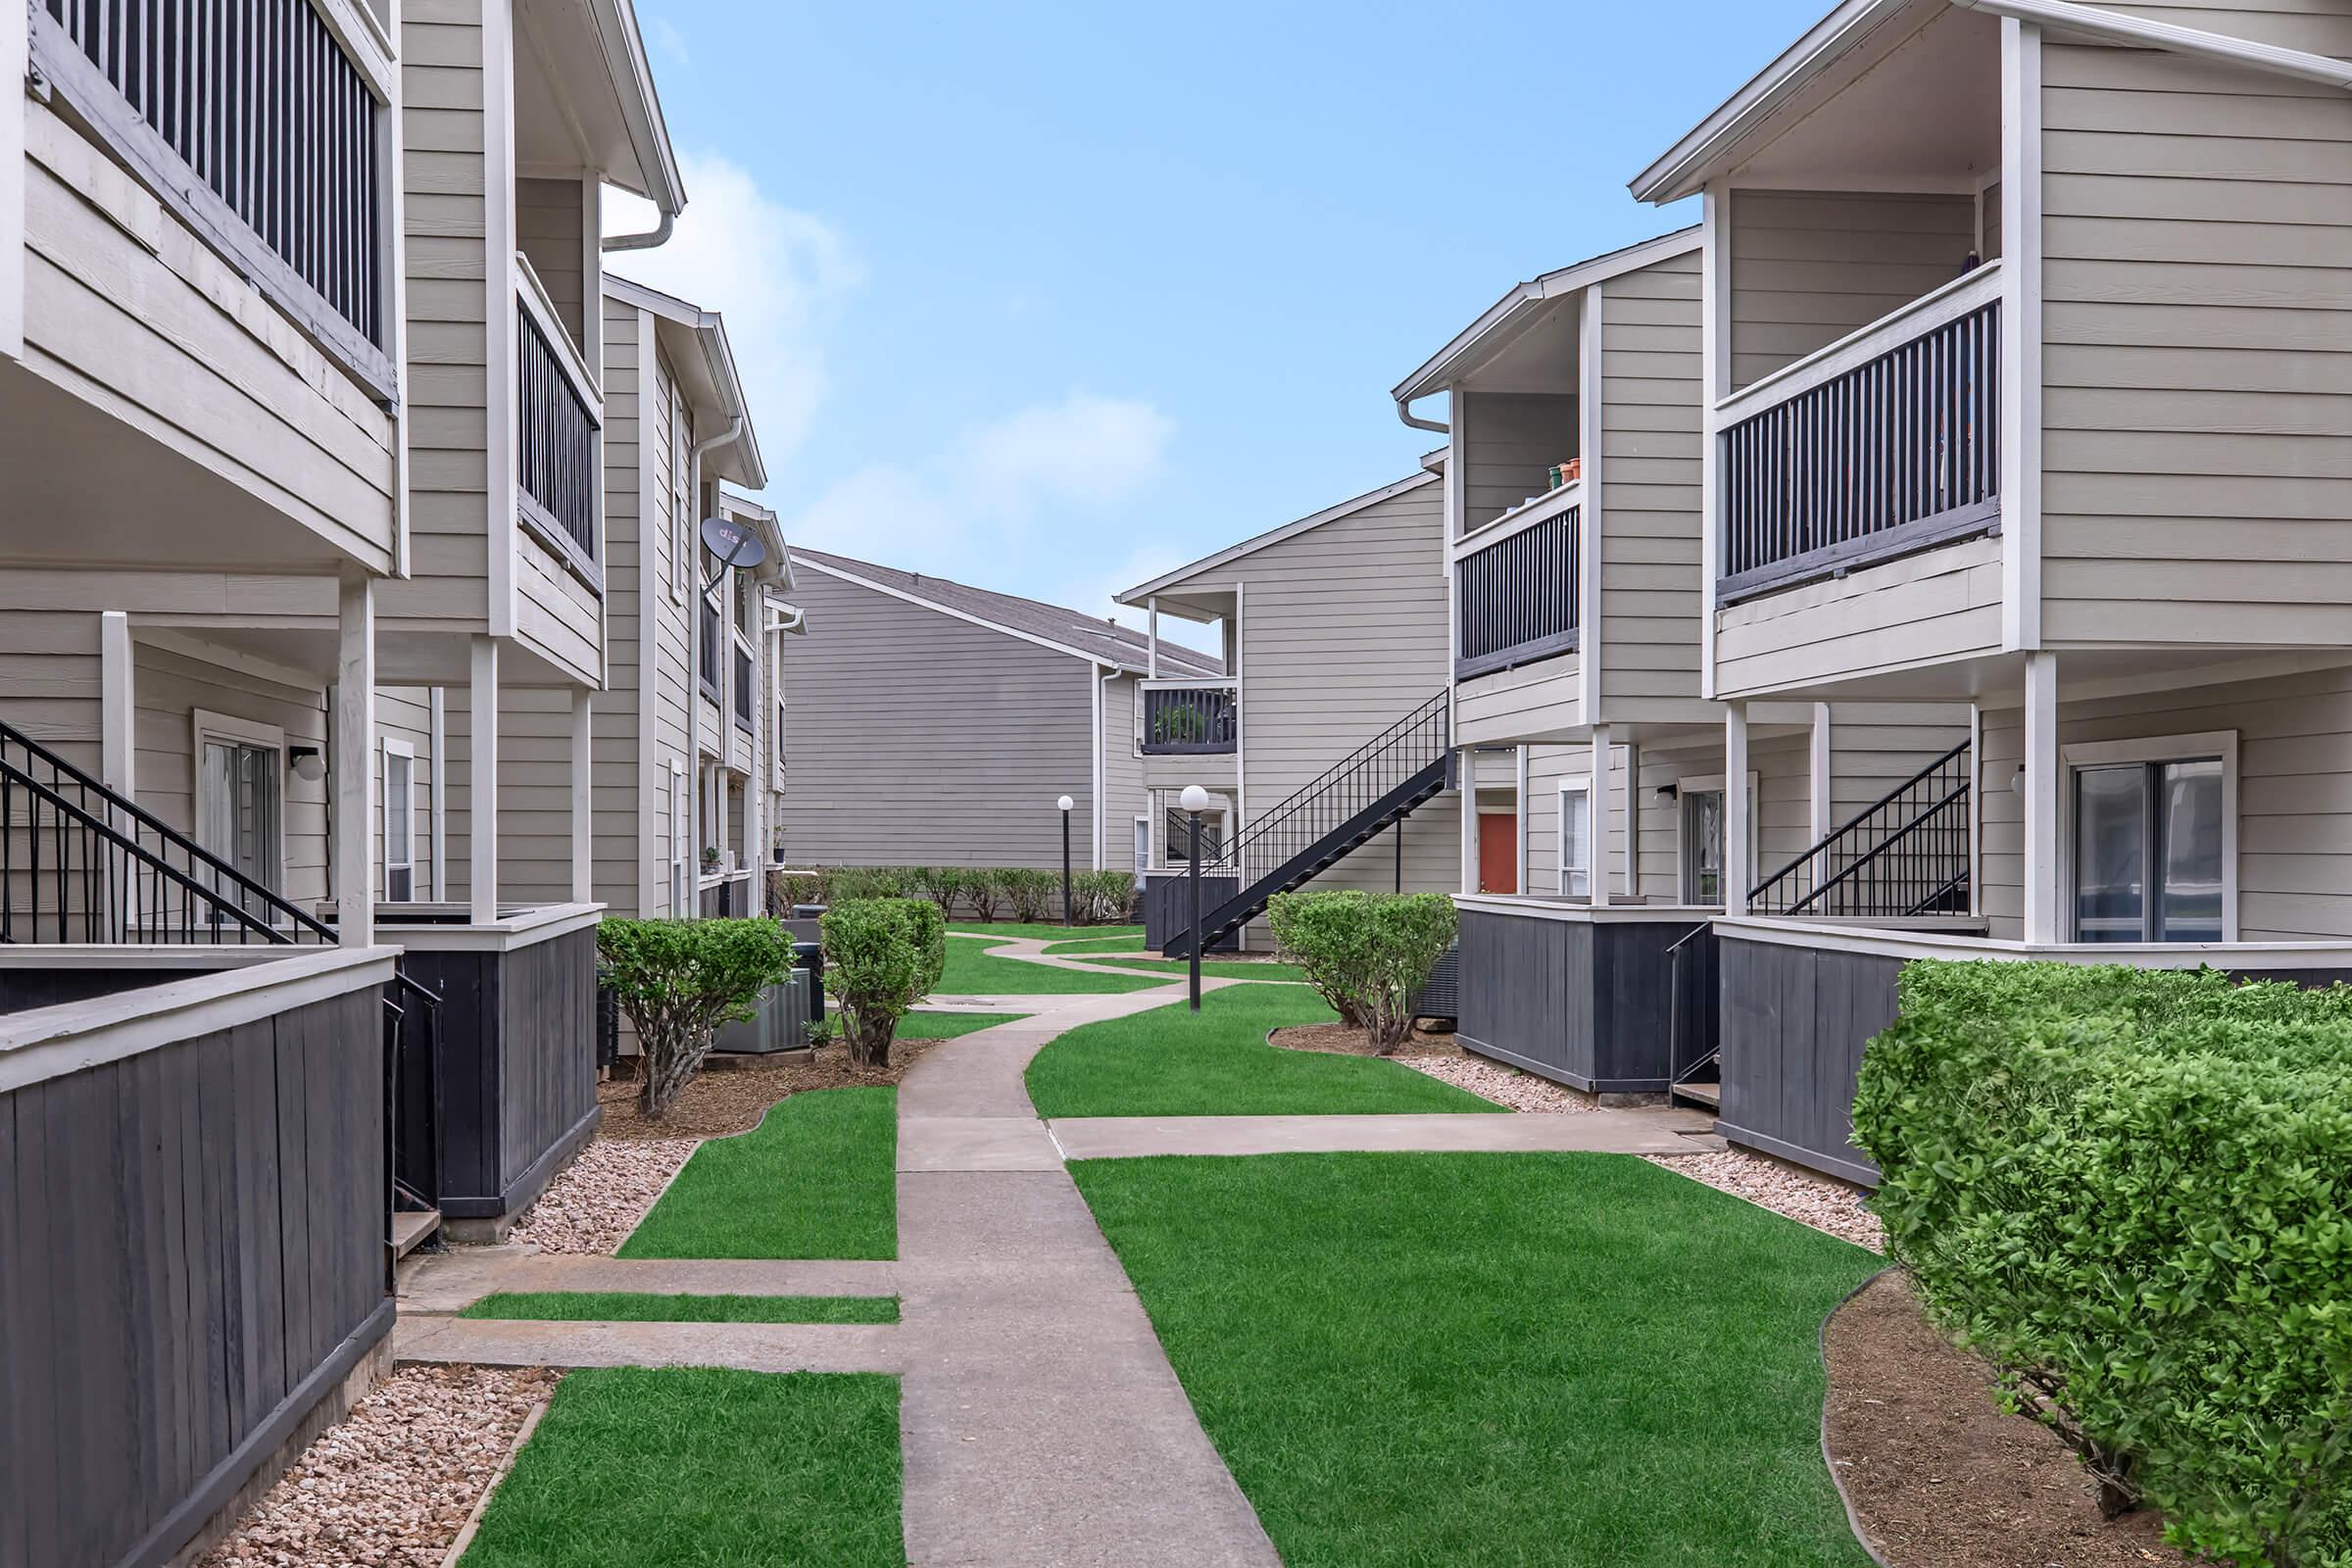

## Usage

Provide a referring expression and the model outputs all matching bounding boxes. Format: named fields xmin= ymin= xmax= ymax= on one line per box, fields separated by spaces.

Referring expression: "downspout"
xmin=603 ymin=209 xmax=673 ymax=253
xmin=684 ymin=416 xmax=746 ymax=909
xmin=1396 ymin=397 xmax=1448 ymax=435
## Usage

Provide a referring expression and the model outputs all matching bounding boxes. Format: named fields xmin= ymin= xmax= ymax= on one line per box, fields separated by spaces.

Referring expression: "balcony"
xmin=516 ymin=262 xmax=603 ymax=588
xmin=1716 ymin=246 xmax=2002 ymax=607
xmin=733 ymin=642 xmax=756 ymax=735
xmin=1140 ymin=681 xmax=1239 ymax=756
xmin=700 ymin=597 xmax=724 ymax=704
xmin=1454 ymin=495 xmax=1579 ymax=680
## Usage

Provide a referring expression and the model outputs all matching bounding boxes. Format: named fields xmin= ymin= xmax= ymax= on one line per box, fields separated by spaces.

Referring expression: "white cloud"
xmin=604 ymin=152 xmax=858 ymax=466
xmin=1067 ymin=546 xmax=1223 ymax=657
xmin=646 ymin=15 xmax=689 ymax=66
xmin=785 ymin=392 xmax=1184 ymax=618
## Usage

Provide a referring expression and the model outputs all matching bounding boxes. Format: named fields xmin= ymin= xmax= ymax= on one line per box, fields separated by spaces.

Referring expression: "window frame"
xmin=190 ymin=708 xmax=290 ymax=898
xmin=1557 ymin=774 xmax=1593 ymax=898
xmin=1673 ymin=770 xmax=1759 ymax=908
xmin=382 ymin=735 xmax=417 ymax=902
xmin=2060 ymin=730 xmax=2238 ymax=944
xmin=668 ymin=758 xmax=688 ymax=916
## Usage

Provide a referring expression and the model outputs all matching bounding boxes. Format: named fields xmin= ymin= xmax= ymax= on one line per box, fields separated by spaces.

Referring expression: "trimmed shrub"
xmin=1267 ymin=890 xmax=1457 ymax=1053
xmin=962 ymin=868 xmax=1003 ymax=922
xmin=1070 ymin=869 xmax=1135 ymax=924
xmin=597 ymin=918 xmax=796 ymax=1118
xmin=1853 ymin=960 xmax=2352 ymax=1567
xmin=820 ymin=898 xmax=948 ymax=1071
xmin=830 ymin=865 xmax=910 ymax=902
xmin=1001 ymin=867 xmax=1057 ymax=924
xmin=906 ymin=866 xmax=959 ymax=916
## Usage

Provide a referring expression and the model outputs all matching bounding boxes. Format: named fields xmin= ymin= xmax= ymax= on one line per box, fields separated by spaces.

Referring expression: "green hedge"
xmin=1852 ymin=960 xmax=2352 ymax=1567
xmin=819 ymin=898 xmax=947 ymax=1070
xmin=773 ymin=865 xmax=1135 ymax=925
xmin=1265 ymin=890 xmax=1456 ymax=1054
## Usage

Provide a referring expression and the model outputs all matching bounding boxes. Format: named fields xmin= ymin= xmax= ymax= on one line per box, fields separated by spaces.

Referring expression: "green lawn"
xmin=619 ymin=1088 xmax=896 ymax=1259
xmin=894 ymin=1009 xmax=1024 ymax=1039
xmin=1071 ymin=1153 xmax=1883 ymax=1568
xmin=1024 ymin=983 xmax=1499 ymax=1116
xmin=459 ymin=1291 xmax=899 ymax=1324
xmin=1077 ymin=955 xmax=1310 ymax=983
xmin=948 ymin=921 xmax=1144 ymax=942
xmin=458 ymin=1368 xmax=903 ymax=1567
xmin=1041 ymin=932 xmax=1148 ymax=955
xmin=937 ymin=940 xmax=1173 ymax=996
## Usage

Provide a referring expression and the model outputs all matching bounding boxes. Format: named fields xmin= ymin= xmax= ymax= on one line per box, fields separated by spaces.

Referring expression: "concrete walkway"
xmin=396 ymin=1315 xmax=903 ymax=1374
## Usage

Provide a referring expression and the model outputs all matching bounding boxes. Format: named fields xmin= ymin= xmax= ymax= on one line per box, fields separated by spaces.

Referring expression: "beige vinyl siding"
xmin=2038 ymin=42 xmax=2352 ymax=649
xmin=374 ymin=686 xmax=437 ymax=901
xmin=1229 ymin=480 xmax=1460 ymax=929
xmin=515 ymin=177 xmax=585 ymax=348
xmin=778 ymin=569 xmax=1103 ymax=870
xmin=515 ymin=535 xmax=602 ymax=685
xmin=0 ymin=610 xmax=102 ymax=765
xmin=592 ymin=298 xmax=649 ymax=914
xmin=394 ymin=3 xmax=495 ymax=631
xmin=1978 ymin=662 xmax=2352 ymax=942
xmin=1829 ymin=703 xmax=1975 ymax=826
xmin=1727 ymin=189 xmax=1977 ymax=390
xmin=1714 ymin=533 xmax=2003 ymax=697
xmin=1460 ymin=391 xmax=1577 ymax=530
xmin=2091 ymin=0 xmax=2352 ymax=54
xmin=1102 ymin=673 xmax=1147 ymax=873
xmin=1595 ymin=251 xmax=1706 ymax=714
xmin=1981 ymin=178 xmax=2003 ymax=262
xmin=1455 ymin=657 xmax=1581 ymax=747
xmin=19 ymin=103 xmax=398 ymax=573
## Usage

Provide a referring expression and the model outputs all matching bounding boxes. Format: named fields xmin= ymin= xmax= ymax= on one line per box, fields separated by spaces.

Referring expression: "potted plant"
xmin=701 ymin=846 xmax=722 ymax=873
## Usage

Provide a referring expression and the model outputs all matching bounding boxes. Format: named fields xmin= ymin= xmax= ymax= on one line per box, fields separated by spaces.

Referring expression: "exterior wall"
xmin=1726 ymin=188 xmax=1977 ymax=390
xmin=516 ymin=177 xmax=585 ymax=346
xmin=778 ymin=568 xmax=1102 ymax=869
xmin=2037 ymin=41 xmax=2352 ymax=650
xmin=1229 ymin=479 xmax=1460 ymax=921
xmin=593 ymin=298 xmax=649 ymax=915
xmin=647 ymin=345 xmax=694 ymax=911
xmin=374 ymin=686 xmax=440 ymax=902
xmin=1979 ymin=662 xmax=2352 ymax=942
xmin=1455 ymin=655 xmax=1581 ymax=747
xmin=1714 ymin=534 xmax=2003 ymax=696
xmin=1459 ymin=391 xmax=1577 ymax=530
xmin=1102 ymin=672 xmax=1146 ymax=873
xmin=2093 ymin=0 xmax=2352 ymax=53
xmin=17 ymin=102 xmax=398 ymax=572
xmin=1595 ymin=251 xmax=1706 ymax=715
xmin=444 ymin=684 xmax=578 ymax=906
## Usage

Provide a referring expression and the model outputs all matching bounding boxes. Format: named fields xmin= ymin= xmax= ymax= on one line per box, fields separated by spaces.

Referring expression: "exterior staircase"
xmin=1165 ymin=690 xmax=1454 ymax=957
xmin=1747 ymin=738 xmax=1974 ymax=919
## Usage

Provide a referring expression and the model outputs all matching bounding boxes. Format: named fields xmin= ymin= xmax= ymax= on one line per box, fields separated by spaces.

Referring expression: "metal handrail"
xmin=1230 ymin=689 xmax=1450 ymax=890
xmin=1749 ymin=739 xmax=1973 ymax=918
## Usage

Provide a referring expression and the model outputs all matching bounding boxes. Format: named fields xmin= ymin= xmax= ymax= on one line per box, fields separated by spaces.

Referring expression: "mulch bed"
xmin=1824 ymin=1271 xmax=2190 ymax=1567
xmin=1268 ymin=1021 xmax=1464 ymax=1059
xmin=596 ymin=1039 xmax=940 ymax=1140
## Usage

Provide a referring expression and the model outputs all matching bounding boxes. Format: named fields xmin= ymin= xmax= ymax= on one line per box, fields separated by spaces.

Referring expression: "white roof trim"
xmin=1391 ymin=228 xmax=1703 ymax=404
xmin=717 ymin=487 xmax=793 ymax=587
xmin=588 ymin=0 xmax=685 ymax=213
xmin=1118 ymin=470 xmax=1444 ymax=608
xmin=1629 ymin=0 xmax=1918 ymax=204
xmin=606 ymin=273 xmax=765 ymax=488
xmin=795 ymin=556 xmax=1175 ymax=673
xmin=1954 ymin=0 xmax=2352 ymax=88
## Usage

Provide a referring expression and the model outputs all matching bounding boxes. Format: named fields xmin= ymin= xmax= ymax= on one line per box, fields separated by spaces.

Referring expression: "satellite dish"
xmin=699 ymin=514 xmax=767 ymax=571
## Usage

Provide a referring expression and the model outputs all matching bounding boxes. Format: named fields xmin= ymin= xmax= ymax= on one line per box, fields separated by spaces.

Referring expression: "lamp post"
xmin=1056 ymin=795 xmax=1075 ymax=926
xmin=1180 ymin=784 xmax=1209 ymax=1011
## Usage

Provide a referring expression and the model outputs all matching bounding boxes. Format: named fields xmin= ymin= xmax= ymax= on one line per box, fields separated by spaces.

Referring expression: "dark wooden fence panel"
xmin=1717 ymin=935 xmax=1902 ymax=1186
xmin=1458 ymin=909 xmax=1709 ymax=1093
xmin=1142 ymin=873 xmax=1240 ymax=954
xmin=0 ymin=983 xmax=390 ymax=1568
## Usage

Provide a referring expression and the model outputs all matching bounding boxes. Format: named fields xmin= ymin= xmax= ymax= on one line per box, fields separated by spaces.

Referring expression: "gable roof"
xmin=792 ymin=549 xmax=1222 ymax=677
xmin=1117 ymin=470 xmax=1443 ymax=609
xmin=605 ymin=272 xmax=765 ymax=488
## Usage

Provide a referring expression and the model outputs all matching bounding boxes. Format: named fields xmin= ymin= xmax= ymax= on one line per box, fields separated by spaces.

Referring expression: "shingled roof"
xmin=791 ymin=548 xmax=1223 ymax=677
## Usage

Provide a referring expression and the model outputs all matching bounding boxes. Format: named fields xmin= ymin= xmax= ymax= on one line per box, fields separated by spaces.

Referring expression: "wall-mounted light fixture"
xmin=289 ymin=746 xmax=326 ymax=784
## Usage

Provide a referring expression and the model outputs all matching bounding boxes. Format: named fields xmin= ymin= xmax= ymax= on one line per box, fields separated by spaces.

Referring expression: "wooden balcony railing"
xmin=1140 ymin=682 xmax=1238 ymax=756
xmin=1718 ymin=264 xmax=2001 ymax=604
xmin=31 ymin=0 xmax=397 ymax=398
xmin=516 ymin=270 xmax=601 ymax=582
xmin=1455 ymin=503 xmax=1579 ymax=680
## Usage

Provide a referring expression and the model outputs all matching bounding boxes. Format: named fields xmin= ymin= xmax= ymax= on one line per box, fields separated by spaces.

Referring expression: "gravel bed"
xmin=198 ymin=1364 xmax=558 ymax=1568
xmin=506 ymin=1136 xmax=698 ymax=1255
xmin=1646 ymin=1149 xmax=1885 ymax=1251
xmin=598 ymin=1041 xmax=930 ymax=1140
xmin=1398 ymin=1054 xmax=1595 ymax=1113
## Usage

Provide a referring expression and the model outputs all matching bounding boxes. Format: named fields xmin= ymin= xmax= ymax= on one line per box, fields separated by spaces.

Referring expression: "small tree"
xmin=598 ymin=918 xmax=796 ymax=1118
xmin=964 ymin=868 xmax=1003 ymax=922
xmin=1004 ymin=867 xmax=1056 ymax=923
xmin=1269 ymin=890 xmax=1458 ymax=1053
xmin=1072 ymin=869 xmax=1135 ymax=924
xmin=822 ymin=897 xmax=948 ymax=1071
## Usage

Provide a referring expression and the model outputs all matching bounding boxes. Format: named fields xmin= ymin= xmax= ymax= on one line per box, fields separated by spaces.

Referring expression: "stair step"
xmin=1670 ymin=1082 xmax=1721 ymax=1111
xmin=392 ymin=1207 xmax=442 ymax=1258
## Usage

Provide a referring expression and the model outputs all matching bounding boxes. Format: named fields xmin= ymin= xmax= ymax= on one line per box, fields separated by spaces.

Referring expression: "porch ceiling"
xmin=1729 ymin=5 xmax=2000 ymax=186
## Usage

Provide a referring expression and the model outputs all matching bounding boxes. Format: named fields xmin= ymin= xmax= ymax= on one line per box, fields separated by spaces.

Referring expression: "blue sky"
xmin=608 ymin=1 xmax=1822 ymax=647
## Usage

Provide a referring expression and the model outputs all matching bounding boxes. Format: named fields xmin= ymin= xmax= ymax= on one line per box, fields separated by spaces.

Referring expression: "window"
xmin=1680 ymin=789 xmax=1724 ymax=905
xmin=193 ymin=710 xmax=286 ymax=917
xmin=1133 ymin=815 xmax=1151 ymax=874
xmin=2066 ymin=733 xmax=2235 ymax=943
xmin=383 ymin=738 xmax=416 ymax=902
xmin=1558 ymin=779 xmax=1592 ymax=897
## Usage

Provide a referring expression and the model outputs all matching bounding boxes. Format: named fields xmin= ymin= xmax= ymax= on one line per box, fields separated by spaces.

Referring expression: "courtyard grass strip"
xmin=458 ymin=1291 xmax=900 ymax=1325
xmin=618 ymin=1087 xmax=897 ymax=1260
xmin=948 ymin=921 xmax=1144 ymax=942
xmin=893 ymin=1009 xmax=1026 ymax=1039
xmin=1070 ymin=1152 xmax=1884 ymax=1568
xmin=937 ymin=941 xmax=1172 ymax=995
xmin=1080 ymin=955 xmax=1311 ymax=983
xmin=1025 ymin=983 xmax=1499 ymax=1116
xmin=1041 ymin=932 xmax=1149 ymax=955
xmin=457 ymin=1368 xmax=903 ymax=1568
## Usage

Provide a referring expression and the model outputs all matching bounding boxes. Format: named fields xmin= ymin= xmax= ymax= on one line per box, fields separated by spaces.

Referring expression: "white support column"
xmin=1589 ymin=724 xmax=1614 ymax=907
xmin=468 ymin=635 xmax=499 ymax=924
xmin=334 ymin=572 xmax=376 ymax=947
xmin=1724 ymin=703 xmax=1751 ymax=916
xmin=1513 ymin=745 xmax=1529 ymax=896
xmin=1809 ymin=703 xmax=1834 ymax=846
xmin=99 ymin=612 xmax=135 ymax=799
xmin=1147 ymin=597 xmax=1159 ymax=679
xmin=428 ymin=688 xmax=447 ymax=900
xmin=570 ymin=687 xmax=593 ymax=903
xmin=2022 ymin=651 xmax=2061 ymax=943
xmin=1459 ymin=749 xmax=1479 ymax=896
xmin=1622 ymin=741 xmax=1642 ymax=899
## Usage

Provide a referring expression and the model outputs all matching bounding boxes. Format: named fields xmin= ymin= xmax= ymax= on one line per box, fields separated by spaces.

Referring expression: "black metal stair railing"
xmin=1166 ymin=690 xmax=1452 ymax=955
xmin=1 ymin=718 xmax=335 ymax=945
xmin=1748 ymin=739 xmax=1973 ymax=918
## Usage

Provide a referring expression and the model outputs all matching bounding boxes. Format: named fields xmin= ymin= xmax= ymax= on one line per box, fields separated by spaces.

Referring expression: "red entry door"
xmin=1478 ymin=813 xmax=1519 ymax=894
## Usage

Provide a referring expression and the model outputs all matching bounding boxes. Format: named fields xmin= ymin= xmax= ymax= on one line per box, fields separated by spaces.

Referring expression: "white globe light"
xmin=1056 ymin=795 xmax=1075 ymax=811
xmin=1179 ymin=785 xmax=1210 ymax=812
